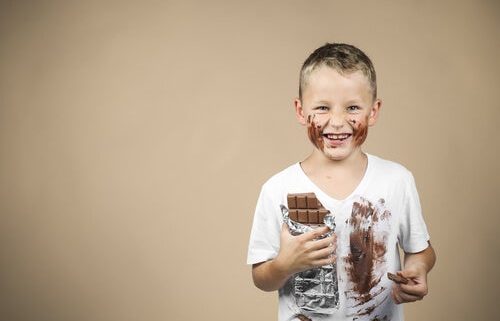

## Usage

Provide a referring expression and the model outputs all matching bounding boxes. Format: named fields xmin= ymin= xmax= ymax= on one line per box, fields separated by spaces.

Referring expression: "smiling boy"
xmin=247 ymin=43 xmax=436 ymax=321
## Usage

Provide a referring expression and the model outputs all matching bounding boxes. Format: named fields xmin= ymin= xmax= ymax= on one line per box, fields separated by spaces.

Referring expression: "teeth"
xmin=325 ymin=134 xmax=350 ymax=140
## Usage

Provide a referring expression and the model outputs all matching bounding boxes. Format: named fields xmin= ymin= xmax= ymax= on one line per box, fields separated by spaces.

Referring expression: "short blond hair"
xmin=299 ymin=43 xmax=377 ymax=101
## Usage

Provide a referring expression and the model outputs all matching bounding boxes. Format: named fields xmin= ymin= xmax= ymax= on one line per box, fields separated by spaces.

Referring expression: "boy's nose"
xmin=327 ymin=112 xmax=345 ymax=129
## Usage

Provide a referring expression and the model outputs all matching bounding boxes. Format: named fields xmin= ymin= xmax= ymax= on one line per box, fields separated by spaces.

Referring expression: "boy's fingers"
xmin=392 ymin=287 xmax=402 ymax=304
xmin=398 ymin=291 xmax=422 ymax=303
xmin=281 ymin=223 xmax=291 ymax=235
xmin=313 ymin=255 xmax=336 ymax=267
xmin=398 ymin=270 xmax=415 ymax=279
xmin=302 ymin=226 xmax=330 ymax=240
xmin=400 ymin=283 xmax=428 ymax=296
xmin=396 ymin=269 xmax=428 ymax=296
xmin=308 ymin=234 xmax=336 ymax=251
xmin=398 ymin=269 xmax=423 ymax=280
xmin=393 ymin=283 xmax=425 ymax=304
xmin=310 ymin=246 xmax=336 ymax=260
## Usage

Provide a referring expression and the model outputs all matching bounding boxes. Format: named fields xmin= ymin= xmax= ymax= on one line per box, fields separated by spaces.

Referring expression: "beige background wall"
xmin=0 ymin=1 xmax=498 ymax=320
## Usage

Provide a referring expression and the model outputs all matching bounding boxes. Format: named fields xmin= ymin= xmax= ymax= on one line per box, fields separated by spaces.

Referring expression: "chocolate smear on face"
xmin=307 ymin=114 xmax=324 ymax=151
xmin=345 ymin=197 xmax=390 ymax=309
xmin=348 ymin=117 xmax=369 ymax=146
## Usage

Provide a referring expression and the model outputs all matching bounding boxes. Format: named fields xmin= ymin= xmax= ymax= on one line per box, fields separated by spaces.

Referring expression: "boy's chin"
xmin=320 ymin=146 xmax=360 ymax=161
xmin=324 ymin=154 xmax=349 ymax=162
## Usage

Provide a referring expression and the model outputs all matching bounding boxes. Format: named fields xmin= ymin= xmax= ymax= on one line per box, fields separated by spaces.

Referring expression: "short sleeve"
xmin=398 ymin=171 xmax=430 ymax=253
xmin=246 ymin=184 xmax=282 ymax=265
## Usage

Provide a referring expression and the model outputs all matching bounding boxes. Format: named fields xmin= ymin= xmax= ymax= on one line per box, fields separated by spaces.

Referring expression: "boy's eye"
xmin=314 ymin=106 xmax=329 ymax=112
xmin=347 ymin=105 xmax=360 ymax=112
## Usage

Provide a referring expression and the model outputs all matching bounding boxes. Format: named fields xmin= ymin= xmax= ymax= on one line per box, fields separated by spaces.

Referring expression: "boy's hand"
xmin=274 ymin=224 xmax=336 ymax=276
xmin=391 ymin=263 xmax=428 ymax=304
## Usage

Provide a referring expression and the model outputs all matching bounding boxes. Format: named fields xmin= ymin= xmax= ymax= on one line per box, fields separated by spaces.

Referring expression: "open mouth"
xmin=322 ymin=133 xmax=352 ymax=141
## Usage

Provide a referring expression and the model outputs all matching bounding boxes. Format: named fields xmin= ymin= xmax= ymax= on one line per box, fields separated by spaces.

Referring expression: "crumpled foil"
xmin=280 ymin=205 xmax=340 ymax=314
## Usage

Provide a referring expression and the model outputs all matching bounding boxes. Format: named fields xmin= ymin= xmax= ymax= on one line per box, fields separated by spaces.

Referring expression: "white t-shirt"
xmin=247 ymin=154 xmax=430 ymax=321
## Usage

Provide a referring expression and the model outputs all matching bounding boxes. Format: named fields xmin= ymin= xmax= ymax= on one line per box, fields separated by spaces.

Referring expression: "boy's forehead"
xmin=307 ymin=66 xmax=369 ymax=86
xmin=303 ymin=66 xmax=373 ymax=101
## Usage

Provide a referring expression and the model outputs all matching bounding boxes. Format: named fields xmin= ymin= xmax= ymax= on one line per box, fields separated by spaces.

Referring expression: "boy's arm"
xmin=391 ymin=242 xmax=436 ymax=304
xmin=252 ymin=259 xmax=290 ymax=292
xmin=252 ymin=225 xmax=336 ymax=292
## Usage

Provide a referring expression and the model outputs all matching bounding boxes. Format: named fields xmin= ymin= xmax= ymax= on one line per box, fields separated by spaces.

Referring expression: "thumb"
xmin=281 ymin=223 xmax=291 ymax=236
xmin=398 ymin=267 xmax=422 ymax=281
xmin=398 ymin=269 xmax=414 ymax=278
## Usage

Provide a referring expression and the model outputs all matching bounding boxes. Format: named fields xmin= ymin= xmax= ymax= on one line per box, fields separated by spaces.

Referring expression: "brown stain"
xmin=354 ymin=315 xmax=388 ymax=321
xmin=307 ymin=114 xmax=324 ymax=151
xmin=296 ymin=314 xmax=312 ymax=321
xmin=350 ymin=286 xmax=385 ymax=308
xmin=360 ymin=305 xmax=375 ymax=316
xmin=380 ymin=209 xmax=391 ymax=221
xmin=345 ymin=199 xmax=389 ymax=306
xmin=348 ymin=227 xmax=377 ymax=294
xmin=348 ymin=117 xmax=369 ymax=146
xmin=350 ymin=291 xmax=388 ymax=317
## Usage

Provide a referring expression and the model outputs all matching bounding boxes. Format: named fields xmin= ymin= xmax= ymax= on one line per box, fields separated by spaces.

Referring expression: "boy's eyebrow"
xmin=314 ymin=100 xmax=331 ymax=105
xmin=345 ymin=99 xmax=364 ymax=105
xmin=312 ymin=99 xmax=365 ymax=106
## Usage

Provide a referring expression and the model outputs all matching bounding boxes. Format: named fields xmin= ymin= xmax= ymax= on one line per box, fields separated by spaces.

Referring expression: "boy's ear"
xmin=294 ymin=98 xmax=307 ymax=125
xmin=368 ymin=99 xmax=382 ymax=126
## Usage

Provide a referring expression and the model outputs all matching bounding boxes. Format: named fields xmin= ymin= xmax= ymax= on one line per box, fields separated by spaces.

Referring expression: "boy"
xmin=247 ymin=43 xmax=436 ymax=321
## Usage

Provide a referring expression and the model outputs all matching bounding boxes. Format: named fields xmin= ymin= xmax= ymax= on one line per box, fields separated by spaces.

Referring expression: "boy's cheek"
xmin=306 ymin=113 xmax=329 ymax=128
xmin=348 ymin=117 xmax=369 ymax=146
xmin=306 ymin=115 xmax=326 ymax=151
xmin=307 ymin=112 xmax=329 ymax=123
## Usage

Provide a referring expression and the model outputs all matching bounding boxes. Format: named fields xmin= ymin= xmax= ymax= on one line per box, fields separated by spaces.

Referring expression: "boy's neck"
xmin=301 ymin=148 xmax=367 ymax=176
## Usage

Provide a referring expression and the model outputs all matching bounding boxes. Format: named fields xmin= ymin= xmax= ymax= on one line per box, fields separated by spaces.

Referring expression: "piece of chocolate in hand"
xmin=287 ymin=193 xmax=330 ymax=225
xmin=387 ymin=272 xmax=409 ymax=284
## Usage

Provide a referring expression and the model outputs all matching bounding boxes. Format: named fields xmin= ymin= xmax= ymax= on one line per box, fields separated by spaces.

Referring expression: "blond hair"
xmin=299 ymin=43 xmax=377 ymax=101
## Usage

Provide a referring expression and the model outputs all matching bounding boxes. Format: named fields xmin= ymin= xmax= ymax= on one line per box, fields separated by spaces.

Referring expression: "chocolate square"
xmin=308 ymin=210 xmax=319 ymax=224
xmin=296 ymin=195 xmax=307 ymax=208
xmin=318 ymin=209 xmax=329 ymax=223
xmin=298 ymin=210 xmax=308 ymax=223
xmin=306 ymin=195 xmax=319 ymax=209
xmin=287 ymin=195 xmax=297 ymax=209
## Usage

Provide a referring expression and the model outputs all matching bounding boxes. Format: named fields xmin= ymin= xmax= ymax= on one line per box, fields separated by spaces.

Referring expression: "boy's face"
xmin=295 ymin=66 xmax=381 ymax=161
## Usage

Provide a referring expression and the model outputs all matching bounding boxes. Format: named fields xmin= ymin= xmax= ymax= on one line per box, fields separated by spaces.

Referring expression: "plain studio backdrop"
xmin=0 ymin=1 xmax=499 ymax=320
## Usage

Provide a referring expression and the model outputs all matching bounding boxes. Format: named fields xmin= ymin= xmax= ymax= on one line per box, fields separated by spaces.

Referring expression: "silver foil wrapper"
xmin=280 ymin=205 xmax=340 ymax=314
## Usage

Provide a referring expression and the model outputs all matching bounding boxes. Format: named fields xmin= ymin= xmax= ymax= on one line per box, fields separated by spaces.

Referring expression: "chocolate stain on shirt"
xmin=345 ymin=198 xmax=391 ymax=316
xmin=353 ymin=311 xmax=389 ymax=321
xmin=351 ymin=291 xmax=388 ymax=318
xmin=296 ymin=314 xmax=312 ymax=321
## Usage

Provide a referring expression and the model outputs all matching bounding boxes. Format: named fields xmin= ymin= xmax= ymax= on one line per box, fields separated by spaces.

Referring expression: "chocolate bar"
xmin=387 ymin=272 xmax=409 ymax=284
xmin=287 ymin=193 xmax=330 ymax=225
xmin=282 ymin=193 xmax=339 ymax=313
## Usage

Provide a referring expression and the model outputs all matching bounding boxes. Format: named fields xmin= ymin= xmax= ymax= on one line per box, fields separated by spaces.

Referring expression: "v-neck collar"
xmin=295 ymin=154 xmax=373 ymax=206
